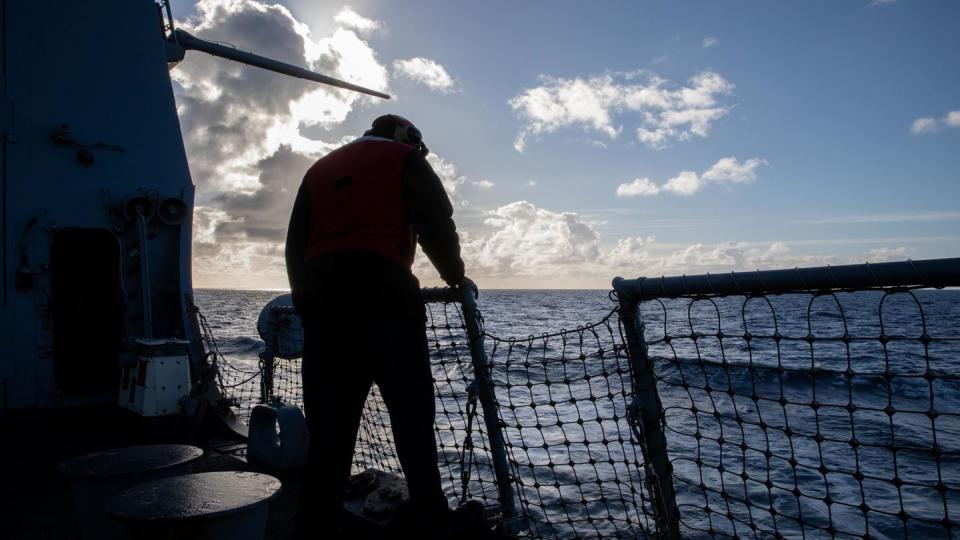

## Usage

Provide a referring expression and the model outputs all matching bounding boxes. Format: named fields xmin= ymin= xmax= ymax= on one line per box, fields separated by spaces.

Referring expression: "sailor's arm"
xmin=402 ymin=151 xmax=466 ymax=287
xmin=284 ymin=181 xmax=311 ymax=312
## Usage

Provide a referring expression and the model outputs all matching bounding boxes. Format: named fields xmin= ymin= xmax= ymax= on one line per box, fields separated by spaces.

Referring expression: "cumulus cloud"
xmin=702 ymin=37 xmax=719 ymax=48
xmin=910 ymin=110 xmax=960 ymax=134
xmin=408 ymin=200 xmax=899 ymax=287
xmin=425 ymin=153 xmax=468 ymax=204
xmin=701 ymin=156 xmax=767 ymax=183
xmin=616 ymin=177 xmax=660 ymax=197
xmin=911 ymin=117 xmax=938 ymax=134
xmin=471 ymin=180 xmax=495 ymax=189
xmin=175 ymin=0 xmax=390 ymax=286
xmin=601 ymin=239 xmax=835 ymax=277
xmin=945 ymin=111 xmax=960 ymax=128
xmin=191 ymin=145 xmax=324 ymax=287
xmin=605 ymin=239 xmax=913 ymax=283
xmin=175 ymin=0 xmax=388 ymax=190
xmin=333 ymin=6 xmax=382 ymax=34
xmin=508 ymin=70 xmax=734 ymax=151
xmin=662 ymin=171 xmax=703 ymax=195
xmin=619 ymin=157 xmax=767 ymax=197
xmin=664 ymin=156 xmax=766 ymax=195
xmin=392 ymin=57 xmax=456 ymax=92
xmin=455 ymin=201 xmax=601 ymax=278
xmin=210 ymin=145 xmax=317 ymax=242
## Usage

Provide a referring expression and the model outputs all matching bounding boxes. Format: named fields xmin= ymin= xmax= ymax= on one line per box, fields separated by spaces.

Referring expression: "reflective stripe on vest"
xmin=303 ymin=138 xmax=417 ymax=267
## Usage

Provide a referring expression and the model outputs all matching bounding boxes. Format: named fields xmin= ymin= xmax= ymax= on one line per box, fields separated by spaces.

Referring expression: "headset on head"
xmin=372 ymin=114 xmax=430 ymax=156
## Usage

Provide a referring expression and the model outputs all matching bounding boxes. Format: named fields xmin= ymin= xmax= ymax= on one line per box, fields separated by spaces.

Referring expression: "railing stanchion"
xmin=259 ymin=319 xmax=276 ymax=403
xmin=460 ymin=288 xmax=519 ymax=523
xmin=615 ymin=277 xmax=680 ymax=539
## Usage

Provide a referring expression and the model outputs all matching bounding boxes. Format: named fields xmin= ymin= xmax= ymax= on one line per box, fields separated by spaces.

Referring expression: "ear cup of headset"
xmin=405 ymin=125 xmax=428 ymax=156
xmin=405 ymin=125 xmax=422 ymax=145
xmin=394 ymin=123 xmax=429 ymax=156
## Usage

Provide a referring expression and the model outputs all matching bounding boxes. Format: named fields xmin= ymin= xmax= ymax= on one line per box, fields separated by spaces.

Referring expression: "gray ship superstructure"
xmin=0 ymin=0 xmax=384 ymax=414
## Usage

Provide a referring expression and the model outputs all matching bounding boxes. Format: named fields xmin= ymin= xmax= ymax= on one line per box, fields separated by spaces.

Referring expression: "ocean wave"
xmin=216 ymin=336 xmax=265 ymax=355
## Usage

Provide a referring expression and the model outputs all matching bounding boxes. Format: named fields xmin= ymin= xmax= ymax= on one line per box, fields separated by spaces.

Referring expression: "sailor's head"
xmin=366 ymin=114 xmax=429 ymax=156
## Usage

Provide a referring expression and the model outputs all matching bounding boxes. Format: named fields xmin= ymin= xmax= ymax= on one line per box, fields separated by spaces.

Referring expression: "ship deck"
xmin=0 ymin=406 xmax=302 ymax=539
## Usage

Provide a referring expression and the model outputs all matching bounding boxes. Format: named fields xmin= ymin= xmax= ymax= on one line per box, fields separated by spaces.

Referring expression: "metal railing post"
xmin=459 ymin=289 xmax=519 ymax=522
xmin=258 ymin=352 xmax=275 ymax=403
xmin=258 ymin=311 xmax=277 ymax=403
xmin=614 ymin=278 xmax=680 ymax=539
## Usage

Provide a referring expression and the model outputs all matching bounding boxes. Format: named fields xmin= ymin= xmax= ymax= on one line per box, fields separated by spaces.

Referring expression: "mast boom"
xmin=172 ymin=29 xmax=390 ymax=100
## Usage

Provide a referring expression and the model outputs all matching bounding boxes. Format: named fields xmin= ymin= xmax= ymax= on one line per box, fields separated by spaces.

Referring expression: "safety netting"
xmin=488 ymin=311 xmax=658 ymax=538
xmin=206 ymin=282 xmax=960 ymax=539
xmin=195 ymin=304 xmax=263 ymax=426
xmin=644 ymin=287 xmax=960 ymax=539
xmin=208 ymin=297 xmax=657 ymax=538
xmin=205 ymin=299 xmax=508 ymax=507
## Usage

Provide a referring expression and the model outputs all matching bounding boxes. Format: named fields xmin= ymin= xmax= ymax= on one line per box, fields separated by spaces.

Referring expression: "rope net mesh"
xmin=205 ymin=284 xmax=960 ymax=539
xmin=209 ymin=298 xmax=657 ymax=538
xmin=212 ymin=301 xmax=507 ymax=507
xmin=488 ymin=313 xmax=657 ymax=538
xmin=642 ymin=287 xmax=959 ymax=539
xmin=195 ymin=306 xmax=262 ymax=427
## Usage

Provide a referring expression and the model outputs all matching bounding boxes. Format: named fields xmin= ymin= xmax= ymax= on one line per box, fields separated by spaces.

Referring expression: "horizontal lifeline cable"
xmin=613 ymin=257 xmax=960 ymax=302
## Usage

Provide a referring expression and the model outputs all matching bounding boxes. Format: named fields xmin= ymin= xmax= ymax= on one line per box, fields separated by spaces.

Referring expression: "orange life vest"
xmin=303 ymin=137 xmax=417 ymax=267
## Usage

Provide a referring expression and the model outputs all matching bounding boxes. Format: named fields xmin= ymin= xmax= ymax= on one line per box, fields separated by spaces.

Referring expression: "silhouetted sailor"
xmin=285 ymin=114 xmax=475 ymax=538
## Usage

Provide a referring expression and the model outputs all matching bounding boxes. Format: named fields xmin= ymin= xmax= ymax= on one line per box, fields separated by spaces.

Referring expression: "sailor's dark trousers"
xmin=297 ymin=311 xmax=448 ymax=537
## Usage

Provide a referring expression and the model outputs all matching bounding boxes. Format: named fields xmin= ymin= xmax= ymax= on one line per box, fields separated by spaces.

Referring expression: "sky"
xmin=171 ymin=0 xmax=960 ymax=290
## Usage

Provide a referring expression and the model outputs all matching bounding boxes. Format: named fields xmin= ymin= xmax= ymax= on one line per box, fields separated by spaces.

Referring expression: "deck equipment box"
xmin=119 ymin=338 xmax=191 ymax=416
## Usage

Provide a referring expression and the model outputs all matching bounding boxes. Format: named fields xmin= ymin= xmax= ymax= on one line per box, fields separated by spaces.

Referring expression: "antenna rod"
xmin=172 ymin=29 xmax=391 ymax=100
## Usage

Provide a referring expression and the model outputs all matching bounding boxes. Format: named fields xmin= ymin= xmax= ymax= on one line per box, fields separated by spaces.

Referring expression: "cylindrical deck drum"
xmin=108 ymin=471 xmax=282 ymax=540
xmin=57 ymin=444 xmax=203 ymax=539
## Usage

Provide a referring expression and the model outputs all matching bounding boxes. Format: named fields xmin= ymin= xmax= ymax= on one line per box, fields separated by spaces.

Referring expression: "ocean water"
xmin=194 ymin=288 xmax=960 ymax=539
xmin=193 ymin=289 xmax=619 ymax=346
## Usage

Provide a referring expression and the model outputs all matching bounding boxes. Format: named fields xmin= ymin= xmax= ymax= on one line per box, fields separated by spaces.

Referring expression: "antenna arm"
xmin=170 ymin=29 xmax=390 ymax=100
